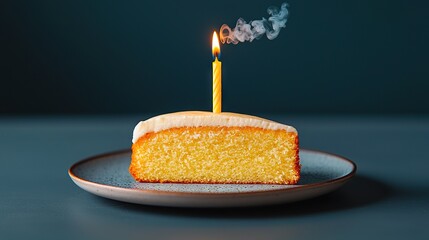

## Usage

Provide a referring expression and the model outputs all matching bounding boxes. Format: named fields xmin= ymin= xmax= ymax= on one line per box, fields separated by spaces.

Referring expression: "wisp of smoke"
xmin=220 ymin=3 xmax=289 ymax=44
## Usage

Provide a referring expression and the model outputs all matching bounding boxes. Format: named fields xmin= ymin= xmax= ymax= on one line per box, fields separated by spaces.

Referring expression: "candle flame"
xmin=212 ymin=31 xmax=220 ymax=59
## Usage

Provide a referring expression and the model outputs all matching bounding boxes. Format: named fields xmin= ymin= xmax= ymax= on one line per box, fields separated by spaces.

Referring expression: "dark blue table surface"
xmin=1 ymin=114 xmax=428 ymax=240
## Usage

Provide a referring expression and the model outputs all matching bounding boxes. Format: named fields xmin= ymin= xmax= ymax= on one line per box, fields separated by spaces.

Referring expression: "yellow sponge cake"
xmin=130 ymin=111 xmax=300 ymax=184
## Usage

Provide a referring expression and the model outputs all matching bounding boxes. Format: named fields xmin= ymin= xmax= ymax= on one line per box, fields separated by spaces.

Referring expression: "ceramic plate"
xmin=69 ymin=149 xmax=356 ymax=207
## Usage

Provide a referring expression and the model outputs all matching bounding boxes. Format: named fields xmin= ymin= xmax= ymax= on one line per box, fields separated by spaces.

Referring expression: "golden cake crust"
xmin=132 ymin=111 xmax=297 ymax=143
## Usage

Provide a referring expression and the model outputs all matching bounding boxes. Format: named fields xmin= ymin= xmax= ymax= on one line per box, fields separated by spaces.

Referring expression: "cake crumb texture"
xmin=130 ymin=126 xmax=300 ymax=184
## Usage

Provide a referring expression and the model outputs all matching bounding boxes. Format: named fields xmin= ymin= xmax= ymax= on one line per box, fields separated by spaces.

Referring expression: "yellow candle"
xmin=212 ymin=31 xmax=222 ymax=113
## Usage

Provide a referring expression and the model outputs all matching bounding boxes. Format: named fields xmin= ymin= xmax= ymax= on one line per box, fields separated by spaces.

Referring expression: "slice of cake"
xmin=130 ymin=111 xmax=300 ymax=184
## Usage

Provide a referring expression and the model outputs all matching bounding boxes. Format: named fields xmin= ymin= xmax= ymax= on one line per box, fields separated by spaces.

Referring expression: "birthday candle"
xmin=212 ymin=31 xmax=222 ymax=113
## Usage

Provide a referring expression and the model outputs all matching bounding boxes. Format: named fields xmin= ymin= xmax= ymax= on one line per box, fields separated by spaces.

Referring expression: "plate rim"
xmin=68 ymin=149 xmax=357 ymax=197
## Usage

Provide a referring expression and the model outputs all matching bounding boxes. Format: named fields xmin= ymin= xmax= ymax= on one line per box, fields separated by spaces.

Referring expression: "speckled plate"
xmin=68 ymin=149 xmax=356 ymax=208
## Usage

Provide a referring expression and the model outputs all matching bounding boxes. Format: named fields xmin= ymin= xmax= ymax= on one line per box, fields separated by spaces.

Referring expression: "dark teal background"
xmin=1 ymin=0 xmax=428 ymax=115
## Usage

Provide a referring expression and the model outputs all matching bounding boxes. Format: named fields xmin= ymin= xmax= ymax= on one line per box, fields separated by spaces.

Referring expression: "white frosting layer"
xmin=132 ymin=111 xmax=297 ymax=143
